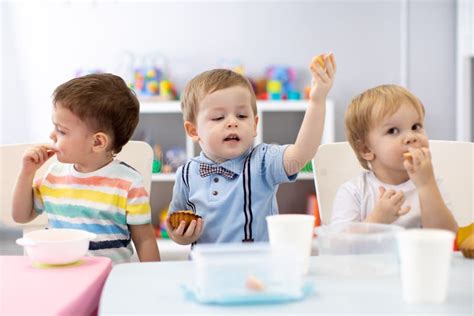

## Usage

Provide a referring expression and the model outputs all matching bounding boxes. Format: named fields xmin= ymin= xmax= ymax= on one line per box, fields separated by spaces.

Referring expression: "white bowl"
xmin=16 ymin=228 xmax=96 ymax=265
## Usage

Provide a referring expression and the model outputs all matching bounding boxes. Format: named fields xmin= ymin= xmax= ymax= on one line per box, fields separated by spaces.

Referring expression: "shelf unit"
xmin=134 ymin=99 xmax=335 ymax=226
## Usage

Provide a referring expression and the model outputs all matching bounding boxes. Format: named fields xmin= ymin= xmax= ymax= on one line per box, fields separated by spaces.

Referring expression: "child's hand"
xmin=368 ymin=187 xmax=411 ymax=224
xmin=309 ymin=53 xmax=336 ymax=104
xmin=403 ymin=147 xmax=436 ymax=189
xmin=165 ymin=217 xmax=203 ymax=245
xmin=22 ymin=144 xmax=57 ymax=175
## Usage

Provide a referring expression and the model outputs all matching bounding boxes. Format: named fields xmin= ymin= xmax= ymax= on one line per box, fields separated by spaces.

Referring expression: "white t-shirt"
xmin=331 ymin=171 xmax=451 ymax=228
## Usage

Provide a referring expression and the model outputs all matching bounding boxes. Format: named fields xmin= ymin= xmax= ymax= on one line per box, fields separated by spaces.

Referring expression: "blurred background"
xmin=1 ymin=0 xmax=471 ymax=144
xmin=0 ymin=0 xmax=472 ymax=252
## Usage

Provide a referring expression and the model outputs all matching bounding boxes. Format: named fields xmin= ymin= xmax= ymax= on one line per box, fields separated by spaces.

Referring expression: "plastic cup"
xmin=266 ymin=214 xmax=314 ymax=275
xmin=397 ymin=229 xmax=455 ymax=304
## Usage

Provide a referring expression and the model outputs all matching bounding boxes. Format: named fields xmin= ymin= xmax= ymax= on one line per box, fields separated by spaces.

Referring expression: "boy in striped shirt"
xmin=167 ymin=54 xmax=336 ymax=245
xmin=12 ymin=73 xmax=160 ymax=264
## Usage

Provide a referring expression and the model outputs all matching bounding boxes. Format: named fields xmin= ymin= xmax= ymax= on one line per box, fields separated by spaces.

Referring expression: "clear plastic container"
xmin=314 ymin=222 xmax=404 ymax=276
xmin=189 ymin=243 xmax=305 ymax=304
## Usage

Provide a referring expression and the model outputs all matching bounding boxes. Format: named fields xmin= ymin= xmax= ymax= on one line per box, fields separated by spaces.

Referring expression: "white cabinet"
xmin=135 ymin=99 xmax=335 ymax=226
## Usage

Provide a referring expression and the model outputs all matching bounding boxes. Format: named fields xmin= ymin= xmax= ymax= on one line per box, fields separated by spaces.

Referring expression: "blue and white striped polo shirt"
xmin=169 ymin=143 xmax=297 ymax=243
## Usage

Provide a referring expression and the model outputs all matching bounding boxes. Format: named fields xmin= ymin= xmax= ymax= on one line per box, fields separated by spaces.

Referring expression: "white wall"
xmin=0 ymin=0 xmax=456 ymax=144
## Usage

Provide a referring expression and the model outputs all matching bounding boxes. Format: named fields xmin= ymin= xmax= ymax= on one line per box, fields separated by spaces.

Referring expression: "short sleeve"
xmin=168 ymin=165 xmax=190 ymax=214
xmin=330 ymin=182 xmax=362 ymax=225
xmin=33 ymin=177 xmax=45 ymax=215
xmin=258 ymin=144 xmax=298 ymax=186
xmin=126 ymin=176 xmax=151 ymax=225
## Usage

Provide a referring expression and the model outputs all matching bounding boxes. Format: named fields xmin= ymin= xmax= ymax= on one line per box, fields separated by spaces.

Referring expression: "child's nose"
xmin=404 ymin=132 xmax=418 ymax=145
xmin=49 ymin=131 xmax=56 ymax=141
xmin=226 ymin=116 xmax=238 ymax=128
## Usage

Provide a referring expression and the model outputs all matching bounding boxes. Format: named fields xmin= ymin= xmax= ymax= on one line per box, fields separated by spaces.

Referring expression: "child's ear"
xmin=92 ymin=132 xmax=109 ymax=152
xmin=184 ymin=121 xmax=200 ymax=142
xmin=253 ymin=115 xmax=259 ymax=137
xmin=357 ymin=140 xmax=375 ymax=161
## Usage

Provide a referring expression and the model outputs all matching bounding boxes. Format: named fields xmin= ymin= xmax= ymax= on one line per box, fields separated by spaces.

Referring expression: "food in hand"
xmin=245 ymin=275 xmax=265 ymax=291
xmin=312 ymin=54 xmax=326 ymax=69
xmin=169 ymin=210 xmax=201 ymax=230
xmin=403 ymin=152 xmax=412 ymax=160
xmin=460 ymin=235 xmax=474 ymax=259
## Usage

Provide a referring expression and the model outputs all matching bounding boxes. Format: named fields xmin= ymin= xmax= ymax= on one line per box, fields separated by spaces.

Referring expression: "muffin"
xmin=460 ymin=235 xmax=474 ymax=259
xmin=169 ymin=210 xmax=201 ymax=230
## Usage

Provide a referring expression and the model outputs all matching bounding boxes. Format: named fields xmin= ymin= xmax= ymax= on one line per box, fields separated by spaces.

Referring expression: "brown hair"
xmin=52 ymin=73 xmax=139 ymax=154
xmin=345 ymin=84 xmax=425 ymax=170
xmin=180 ymin=69 xmax=257 ymax=123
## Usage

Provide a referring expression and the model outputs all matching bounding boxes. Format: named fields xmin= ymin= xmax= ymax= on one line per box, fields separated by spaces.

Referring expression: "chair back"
xmin=0 ymin=141 xmax=153 ymax=232
xmin=312 ymin=141 xmax=473 ymax=226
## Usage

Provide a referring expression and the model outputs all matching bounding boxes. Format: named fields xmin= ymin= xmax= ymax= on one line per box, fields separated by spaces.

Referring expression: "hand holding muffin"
xmin=166 ymin=210 xmax=203 ymax=245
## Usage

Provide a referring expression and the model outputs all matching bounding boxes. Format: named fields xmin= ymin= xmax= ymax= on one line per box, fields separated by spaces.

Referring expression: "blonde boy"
xmin=167 ymin=54 xmax=336 ymax=245
xmin=332 ymin=84 xmax=457 ymax=232
xmin=12 ymin=74 xmax=160 ymax=263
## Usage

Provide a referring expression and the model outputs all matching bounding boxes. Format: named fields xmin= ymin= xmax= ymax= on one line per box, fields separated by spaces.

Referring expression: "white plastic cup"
xmin=397 ymin=229 xmax=455 ymax=304
xmin=266 ymin=214 xmax=315 ymax=275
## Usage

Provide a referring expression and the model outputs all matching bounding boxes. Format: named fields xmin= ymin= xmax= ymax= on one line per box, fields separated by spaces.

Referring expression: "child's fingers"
xmin=174 ymin=221 xmax=186 ymax=235
xmin=324 ymin=53 xmax=336 ymax=77
xmin=378 ymin=186 xmax=386 ymax=198
xmin=382 ymin=188 xmax=396 ymax=199
xmin=328 ymin=53 xmax=337 ymax=72
xmin=397 ymin=205 xmax=411 ymax=216
xmin=194 ymin=218 xmax=203 ymax=236
xmin=390 ymin=191 xmax=405 ymax=204
xmin=184 ymin=220 xmax=197 ymax=238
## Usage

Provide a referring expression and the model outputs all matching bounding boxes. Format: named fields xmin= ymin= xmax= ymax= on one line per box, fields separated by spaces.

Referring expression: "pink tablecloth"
xmin=0 ymin=256 xmax=112 ymax=316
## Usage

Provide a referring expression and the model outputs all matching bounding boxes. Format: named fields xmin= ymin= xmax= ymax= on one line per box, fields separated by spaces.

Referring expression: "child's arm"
xmin=130 ymin=223 xmax=160 ymax=261
xmin=404 ymin=147 xmax=458 ymax=232
xmin=12 ymin=144 xmax=56 ymax=223
xmin=284 ymin=53 xmax=336 ymax=176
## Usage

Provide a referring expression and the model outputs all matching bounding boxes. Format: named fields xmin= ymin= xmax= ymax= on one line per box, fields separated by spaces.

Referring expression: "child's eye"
xmin=238 ymin=114 xmax=248 ymax=119
xmin=55 ymin=127 xmax=65 ymax=135
xmin=387 ymin=127 xmax=399 ymax=135
xmin=211 ymin=117 xmax=224 ymax=121
xmin=412 ymin=123 xmax=423 ymax=131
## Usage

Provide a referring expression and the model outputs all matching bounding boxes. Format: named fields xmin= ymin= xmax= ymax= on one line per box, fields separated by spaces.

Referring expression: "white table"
xmin=99 ymin=253 xmax=473 ymax=315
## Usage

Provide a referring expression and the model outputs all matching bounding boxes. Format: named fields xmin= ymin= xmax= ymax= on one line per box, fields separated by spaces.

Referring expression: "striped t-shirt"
xmin=33 ymin=159 xmax=151 ymax=263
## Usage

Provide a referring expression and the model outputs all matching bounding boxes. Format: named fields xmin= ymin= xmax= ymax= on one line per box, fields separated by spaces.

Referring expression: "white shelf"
xmin=138 ymin=99 xmax=326 ymax=114
xmin=151 ymin=171 xmax=313 ymax=182
xmin=151 ymin=173 xmax=177 ymax=181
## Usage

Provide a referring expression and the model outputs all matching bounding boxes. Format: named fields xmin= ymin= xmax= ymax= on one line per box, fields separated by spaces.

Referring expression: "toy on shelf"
xmin=158 ymin=209 xmax=170 ymax=239
xmin=263 ymin=66 xmax=301 ymax=100
xmin=301 ymin=162 xmax=313 ymax=173
xmin=164 ymin=146 xmax=187 ymax=172
xmin=152 ymin=144 xmax=163 ymax=174
xmin=120 ymin=52 xmax=178 ymax=101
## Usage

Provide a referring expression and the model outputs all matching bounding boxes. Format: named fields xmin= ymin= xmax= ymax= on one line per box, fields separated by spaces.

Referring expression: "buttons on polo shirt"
xmin=213 ymin=177 xmax=219 ymax=183
xmin=212 ymin=190 xmax=218 ymax=196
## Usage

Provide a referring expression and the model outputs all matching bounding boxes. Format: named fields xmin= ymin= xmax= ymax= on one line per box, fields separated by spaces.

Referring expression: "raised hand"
xmin=403 ymin=147 xmax=436 ymax=189
xmin=309 ymin=53 xmax=336 ymax=104
xmin=22 ymin=144 xmax=57 ymax=175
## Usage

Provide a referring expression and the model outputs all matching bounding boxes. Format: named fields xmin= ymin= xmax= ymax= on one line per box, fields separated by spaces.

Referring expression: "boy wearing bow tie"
xmin=167 ymin=55 xmax=336 ymax=245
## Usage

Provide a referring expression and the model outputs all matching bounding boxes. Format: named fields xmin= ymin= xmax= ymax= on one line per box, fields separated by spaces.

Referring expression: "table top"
xmin=0 ymin=255 xmax=112 ymax=316
xmin=99 ymin=252 xmax=473 ymax=315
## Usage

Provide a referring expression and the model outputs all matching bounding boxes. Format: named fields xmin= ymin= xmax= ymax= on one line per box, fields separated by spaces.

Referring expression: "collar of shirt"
xmin=191 ymin=147 xmax=253 ymax=176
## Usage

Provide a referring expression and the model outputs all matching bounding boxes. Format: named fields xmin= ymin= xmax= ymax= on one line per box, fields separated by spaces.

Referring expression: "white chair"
xmin=0 ymin=140 xmax=153 ymax=232
xmin=312 ymin=141 xmax=474 ymax=226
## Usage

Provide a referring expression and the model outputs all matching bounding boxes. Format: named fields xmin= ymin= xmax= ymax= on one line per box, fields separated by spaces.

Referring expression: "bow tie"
xmin=199 ymin=163 xmax=237 ymax=180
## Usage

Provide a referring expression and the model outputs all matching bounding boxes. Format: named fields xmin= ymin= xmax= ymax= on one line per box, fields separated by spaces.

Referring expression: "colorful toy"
xmin=264 ymin=66 xmax=300 ymax=100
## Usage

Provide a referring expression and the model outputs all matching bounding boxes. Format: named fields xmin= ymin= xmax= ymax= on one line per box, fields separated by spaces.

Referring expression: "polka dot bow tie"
xmin=199 ymin=163 xmax=237 ymax=180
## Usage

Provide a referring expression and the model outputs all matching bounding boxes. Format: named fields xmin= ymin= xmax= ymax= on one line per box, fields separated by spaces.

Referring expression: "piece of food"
xmin=245 ymin=275 xmax=265 ymax=291
xmin=403 ymin=152 xmax=412 ymax=160
xmin=460 ymin=235 xmax=474 ymax=259
xmin=169 ymin=210 xmax=201 ymax=230
xmin=312 ymin=54 xmax=325 ymax=69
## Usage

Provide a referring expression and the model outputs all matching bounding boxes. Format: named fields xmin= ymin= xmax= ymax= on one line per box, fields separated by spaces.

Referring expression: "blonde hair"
xmin=180 ymin=69 xmax=257 ymax=123
xmin=345 ymin=84 xmax=425 ymax=170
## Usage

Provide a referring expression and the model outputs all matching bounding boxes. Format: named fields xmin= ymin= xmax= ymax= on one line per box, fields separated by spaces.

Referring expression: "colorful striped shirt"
xmin=33 ymin=159 xmax=151 ymax=264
